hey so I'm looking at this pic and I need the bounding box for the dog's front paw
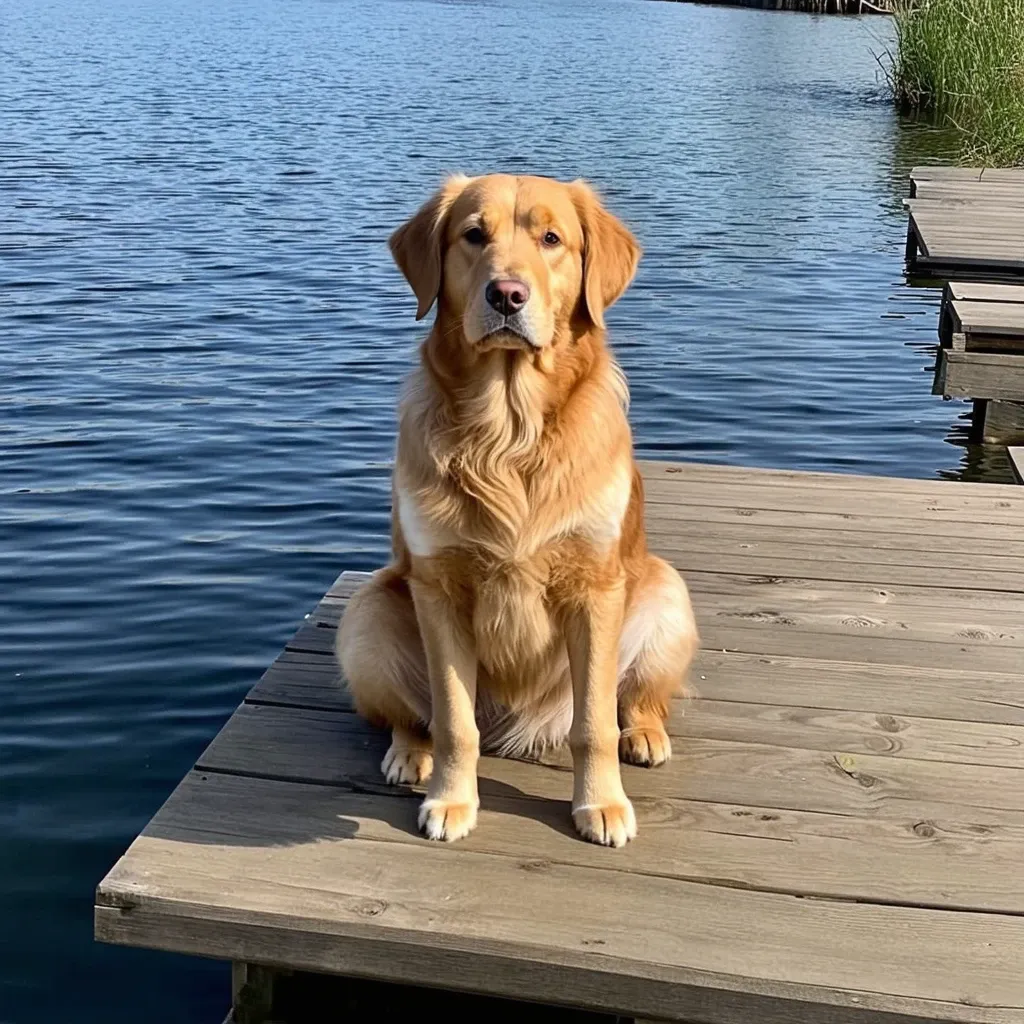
[381,742,433,785]
[619,725,672,767]
[572,799,637,847]
[418,798,479,842]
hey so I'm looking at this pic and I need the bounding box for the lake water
[0,0,987,1020]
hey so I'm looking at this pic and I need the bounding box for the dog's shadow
[339,769,582,846]
[174,742,583,852]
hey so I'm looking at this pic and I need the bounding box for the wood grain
[949,283,1024,304]
[310,581,1024,651]
[248,644,1024,729]
[196,703,1024,827]
[936,350,1024,402]
[96,771,1024,1023]
[283,613,1024,670]
[139,768,1024,915]
[906,170,1024,277]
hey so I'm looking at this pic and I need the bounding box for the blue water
[0,0,979,1020]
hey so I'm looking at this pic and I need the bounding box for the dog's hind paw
[619,724,672,767]
[382,741,433,785]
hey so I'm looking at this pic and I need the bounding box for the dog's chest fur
[397,461,630,684]
[395,357,632,689]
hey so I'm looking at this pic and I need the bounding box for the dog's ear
[388,174,472,321]
[569,181,641,330]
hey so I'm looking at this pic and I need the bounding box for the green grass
[888,0,1024,166]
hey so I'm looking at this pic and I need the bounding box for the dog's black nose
[485,278,530,316]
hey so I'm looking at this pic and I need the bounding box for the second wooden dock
[906,166,1024,279]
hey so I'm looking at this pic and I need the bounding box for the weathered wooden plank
[949,283,1024,304]
[906,212,1024,233]
[913,184,1024,206]
[686,569,1024,614]
[328,568,1024,620]
[643,502,1024,543]
[640,479,1024,525]
[905,200,1024,219]
[93,903,1018,1024]
[952,301,1024,335]
[906,208,1024,229]
[648,508,1024,544]
[652,538,1024,592]
[311,589,1024,660]
[925,242,1024,260]
[286,610,1024,670]
[637,459,1024,497]
[672,622,1024,670]
[935,350,1024,401]
[96,771,1024,1023]
[910,166,986,183]
[908,222,1024,243]
[249,644,1024,730]
[946,300,1024,355]
[247,643,1024,770]
[693,648,1024,726]
[196,703,1024,827]
[687,700,1024,769]
[117,769,1024,920]
[265,641,1024,725]
[256,642,1024,724]
[918,236,1024,255]
[909,167,1024,185]
[650,529,1024,575]
[317,571,1024,639]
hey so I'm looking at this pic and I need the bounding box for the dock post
[232,963,280,1024]
[974,399,1024,444]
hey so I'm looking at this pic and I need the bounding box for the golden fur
[337,174,698,846]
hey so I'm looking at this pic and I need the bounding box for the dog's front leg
[566,581,636,847]
[410,579,480,842]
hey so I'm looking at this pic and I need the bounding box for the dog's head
[389,174,641,352]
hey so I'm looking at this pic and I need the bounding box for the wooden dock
[932,281,1024,443]
[906,166,1024,279]
[95,461,1024,1024]
[903,167,1024,446]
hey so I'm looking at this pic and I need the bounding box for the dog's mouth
[476,326,540,352]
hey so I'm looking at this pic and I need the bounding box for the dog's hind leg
[616,555,699,767]
[336,567,433,784]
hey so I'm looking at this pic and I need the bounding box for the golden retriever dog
[337,174,698,847]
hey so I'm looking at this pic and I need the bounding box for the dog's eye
[542,231,561,247]
[463,227,485,245]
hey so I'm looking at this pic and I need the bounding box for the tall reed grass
[889,0,1024,166]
